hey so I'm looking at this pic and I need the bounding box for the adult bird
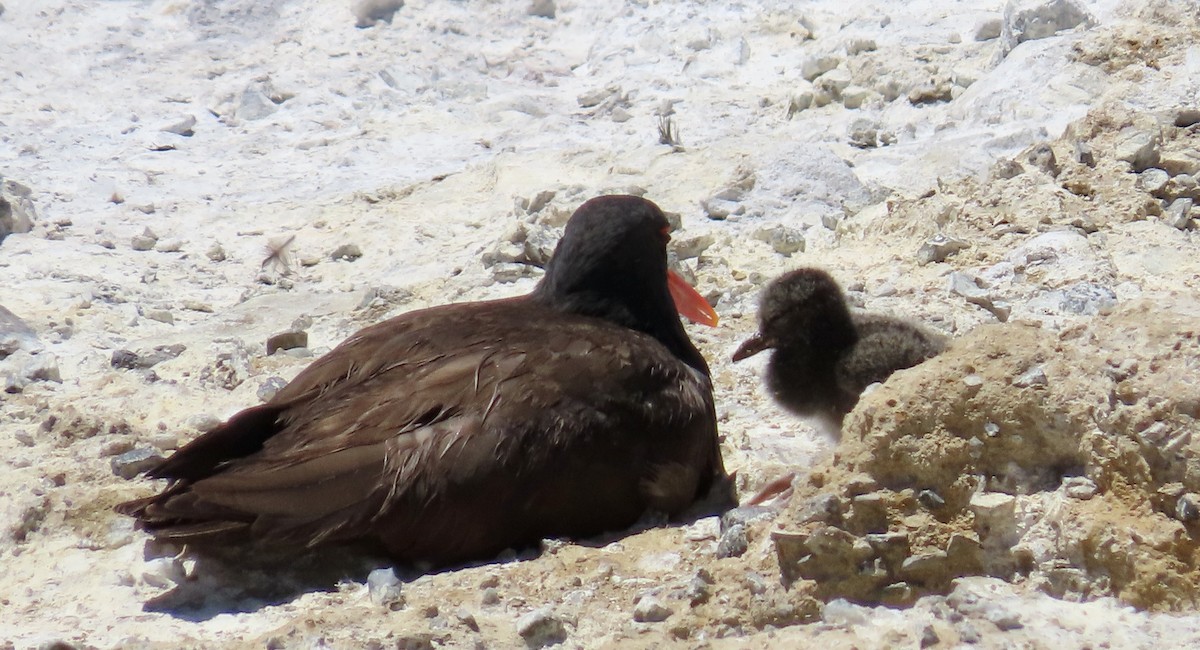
[117,195,732,566]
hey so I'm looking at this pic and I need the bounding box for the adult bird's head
[532,195,718,373]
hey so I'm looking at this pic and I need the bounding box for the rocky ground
[3,0,1200,647]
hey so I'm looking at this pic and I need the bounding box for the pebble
[160,115,196,137]
[1007,0,1094,43]
[801,55,841,81]
[481,587,500,605]
[206,242,227,262]
[130,228,158,251]
[141,556,187,588]
[1063,476,1098,500]
[686,569,713,606]
[1176,494,1200,522]
[752,224,805,256]
[99,439,136,457]
[1166,198,1194,229]
[917,489,946,509]
[974,16,1003,41]
[186,414,223,432]
[633,595,672,622]
[716,523,749,558]
[154,238,183,253]
[456,608,480,632]
[144,309,174,325]
[257,376,288,402]
[917,234,969,265]
[367,567,404,608]
[330,243,363,261]
[822,598,870,626]
[266,330,308,355]
[908,80,953,105]
[948,272,1009,321]
[1012,366,1048,388]
[353,0,404,27]
[1137,168,1170,195]
[111,448,166,479]
[841,86,872,109]
[515,607,567,648]
[672,233,715,260]
[527,0,555,19]
[1113,125,1161,171]
[845,38,877,55]
[969,492,1015,522]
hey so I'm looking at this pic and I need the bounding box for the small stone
[516,607,567,647]
[368,567,404,608]
[1008,0,1094,43]
[917,234,969,264]
[144,309,174,325]
[633,595,672,623]
[1113,126,1161,172]
[1063,476,1098,500]
[1025,143,1059,176]
[161,115,196,137]
[686,570,713,606]
[908,81,953,105]
[974,16,1002,40]
[672,233,715,260]
[1166,198,1194,229]
[1175,109,1200,128]
[700,198,741,220]
[1012,366,1047,388]
[481,587,500,605]
[841,86,872,109]
[257,376,288,402]
[353,0,404,28]
[801,55,841,81]
[100,439,136,457]
[1137,168,1170,195]
[394,636,433,650]
[110,349,140,369]
[527,0,555,18]
[266,330,308,355]
[920,624,940,647]
[899,551,949,582]
[969,492,1015,521]
[457,608,480,632]
[131,228,157,251]
[845,38,876,55]
[822,598,870,626]
[753,225,805,256]
[1176,494,1200,522]
[206,243,226,262]
[330,243,363,261]
[111,448,166,479]
[716,523,748,558]
[917,489,945,509]
[186,414,223,432]
[815,68,852,99]
[141,556,187,588]
[154,238,183,253]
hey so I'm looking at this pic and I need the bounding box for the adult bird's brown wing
[119,298,720,564]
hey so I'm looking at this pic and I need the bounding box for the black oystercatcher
[117,195,732,565]
[733,268,947,433]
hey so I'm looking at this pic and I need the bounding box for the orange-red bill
[667,270,719,327]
